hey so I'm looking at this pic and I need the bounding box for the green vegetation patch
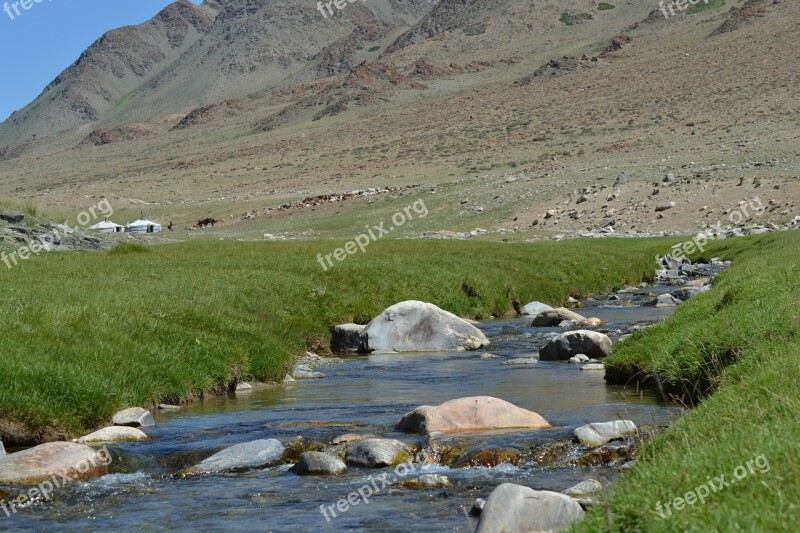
[560,12,594,26]
[0,238,670,443]
[367,45,380,52]
[463,21,488,37]
[579,231,800,531]
[597,3,616,11]
[688,0,725,15]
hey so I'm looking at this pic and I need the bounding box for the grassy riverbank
[581,230,800,531]
[0,237,671,445]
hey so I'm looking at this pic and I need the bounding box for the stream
[2,284,687,532]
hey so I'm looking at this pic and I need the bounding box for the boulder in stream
[539,330,612,360]
[531,307,586,326]
[564,479,603,497]
[345,438,412,468]
[398,474,451,489]
[520,301,553,316]
[476,483,585,532]
[75,426,149,444]
[359,301,489,353]
[574,420,637,447]
[290,451,346,476]
[397,396,550,434]
[112,407,155,428]
[0,442,111,485]
[330,323,365,353]
[184,439,285,475]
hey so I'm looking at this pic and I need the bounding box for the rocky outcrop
[359,301,489,353]
[112,407,155,428]
[574,420,638,447]
[290,451,346,476]
[476,483,585,532]
[539,330,613,360]
[397,396,550,434]
[345,439,412,468]
[74,426,149,443]
[184,439,285,475]
[0,442,110,485]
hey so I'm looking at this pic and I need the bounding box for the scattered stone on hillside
[476,484,585,533]
[531,307,587,326]
[655,201,676,212]
[0,213,24,224]
[398,396,550,434]
[359,300,489,353]
[331,323,365,353]
[615,172,629,186]
[574,420,637,447]
[345,439,412,468]
[75,427,148,444]
[564,479,603,497]
[185,439,285,475]
[520,301,553,316]
[290,451,347,476]
[398,474,452,489]
[112,407,154,428]
[0,442,110,485]
[539,330,613,360]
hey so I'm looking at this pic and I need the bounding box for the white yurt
[89,220,125,234]
[126,219,162,234]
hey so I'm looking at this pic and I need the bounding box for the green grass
[0,238,672,444]
[597,3,616,11]
[687,0,725,15]
[560,12,594,26]
[367,46,381,52]
[579,231,800,531]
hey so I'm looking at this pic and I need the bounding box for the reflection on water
[2,297,684,532]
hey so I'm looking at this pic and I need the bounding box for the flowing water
[1,286,685,532]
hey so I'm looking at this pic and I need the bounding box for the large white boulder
[360,301,489,353]
[520,301,553,316]
[398,396,550,434]
[0,442,111,485]
[574,420,638,447]
[75,426,148,444]
[531,307,587,326]
[476,483,585,532]
[112,407,154,428]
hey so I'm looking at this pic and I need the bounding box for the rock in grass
[330,323,365,353]
[398,396,550,434]
[398,474,451,489]
[574,420,637,447]
[75,426,148,444]
[184,439,285,474]
[0,442,110,485]
[359,300,489,353]
[0,213,24,224]
[112,407,155,428]
[476,483,585,532]
[564,479,603,497]
[345,439,412,468]
[520,301,553,316]
[539,330,612,360]
[290,452,346,476]
[531,307,586,326]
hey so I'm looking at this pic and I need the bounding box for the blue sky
[0,0,202,122]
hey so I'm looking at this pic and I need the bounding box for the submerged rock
[293,365,325,379]
[470,498,486,516]
[539,330,613,360]
[520,301,553,316]
[112,407,155,428]
[359,300,489,353]
[398,474,451,489]
[454,446,521,468]
[531,307,586,326]
[502,358,538,366]
[75,427,149,444]
[184,439,285,475]
[331,433,376,445]
[398,396,550,434]
[476,483,585,532]
[290,452,346,476]
[0,442,111,485]
[574,420,637,447]
[345,439,412,468]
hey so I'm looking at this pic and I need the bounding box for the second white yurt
[89,221,125,234]
[126,219,162,234]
